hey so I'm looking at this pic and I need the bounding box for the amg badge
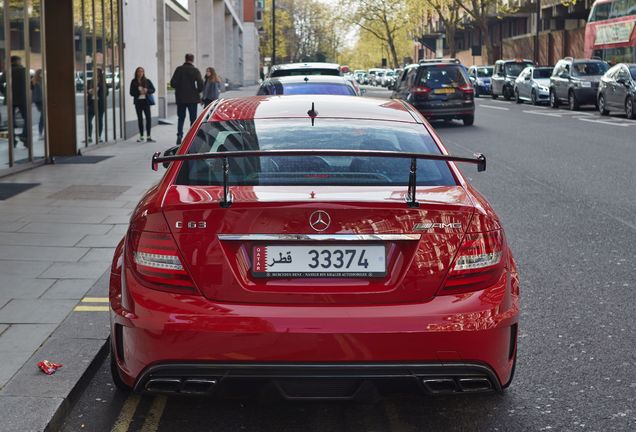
[413,222,462,230]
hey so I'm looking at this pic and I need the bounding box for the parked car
[467,66,494,97]
[269,62,341,78]
[354,70,366,83]
[549,57,608,110]
[392,59,475,126]
[387,68,402,89]
[257,75,359,96]
[367,68,382,85]
[372,70,386,86]
[491,59,534,100]
[110,94,518,398]
[514,66,553,105]
[597,63,636,118]
[381,70,395,87]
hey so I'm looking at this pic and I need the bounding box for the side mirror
[162,146,179,168]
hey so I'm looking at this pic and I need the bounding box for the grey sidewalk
[0,86,259,428]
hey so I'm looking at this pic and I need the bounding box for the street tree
[339,0,412,68]
[426,0,464,58]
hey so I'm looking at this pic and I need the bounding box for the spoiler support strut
[152,149,486,209]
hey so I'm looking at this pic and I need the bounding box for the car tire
[550,89,559,108]
[110,345,132,392]
[474,87,480,98]
[568,90,579,111]
[598,94,609,116]
[462,115,475,126]
[514,88,522,104]
[626,97,636,119]
[531,90,539,105]
[503,87,512,101]
[491,92,498,100]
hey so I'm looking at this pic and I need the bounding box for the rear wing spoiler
[152,149,486,209]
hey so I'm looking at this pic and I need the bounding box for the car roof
[270,62,340,71]
[263,75,352,85]
[210,95,419,123]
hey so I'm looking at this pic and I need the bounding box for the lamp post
[272,0,276,66]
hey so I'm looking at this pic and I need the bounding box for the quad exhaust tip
[421,377,493,394]
[145,378,217,395]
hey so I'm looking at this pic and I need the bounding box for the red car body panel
[109,95,519,395]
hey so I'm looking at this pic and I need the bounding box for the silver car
[514,66,553,105]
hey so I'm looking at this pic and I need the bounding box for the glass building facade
[0,0,123,174]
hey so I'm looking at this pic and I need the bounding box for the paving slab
[0,299,77,324]
[0,245,88,262]
[0,221,29,232]
[0,351,33,388]
[76,233,124,248]
[79,247,116,262]
[0,231,86,247]
[0,323,7,335]
[0,396,65,432]
[0,260,52,277]
[0,324,57,353]
[0,276,55,298]
[41,279,97,299]
[38,261,109,279]
[18,222,112,235]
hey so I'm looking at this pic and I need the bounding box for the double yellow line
[74,296,110,312]
[111,395,168,432]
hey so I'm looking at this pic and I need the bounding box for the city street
[59,87,635,432]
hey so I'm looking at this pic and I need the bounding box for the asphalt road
[61,86,635,432]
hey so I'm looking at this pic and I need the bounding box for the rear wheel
[503,86,512,101]
[491,92,498,100]
[626,97,636,119]
[514,88,522,104]
[568,90,579,111]
[550,89,559,108]
[531,89,538,105]
[462,115,474,126]
[110,345,132,392]
[598,94,609,115]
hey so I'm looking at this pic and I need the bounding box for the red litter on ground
[38,360,63,375]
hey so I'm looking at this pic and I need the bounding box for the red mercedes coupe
[109,95,519,399]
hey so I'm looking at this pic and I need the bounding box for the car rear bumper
[134,361,502,398]
[573,88,598,104]
[111,276,519,393]
[412,104,475,119]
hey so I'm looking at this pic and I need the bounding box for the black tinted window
[630,67,636,79]
[589,2,611,21]
[504,62,533,77]
[176,119,456,187]
[533,68,553,78]
[271,68,340,77]
[416,66,467,89]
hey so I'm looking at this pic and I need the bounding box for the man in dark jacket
[0,56,28,147]
[170,53,203,144]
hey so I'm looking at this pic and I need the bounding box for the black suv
[549,57,609,110]
[491,59,534,100]
[597,63,636,119]
[392,59,475,126]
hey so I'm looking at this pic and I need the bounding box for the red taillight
[459,83,474,94]
[128,231,196,293]
[442,230,505,294]
[412,86,432,94]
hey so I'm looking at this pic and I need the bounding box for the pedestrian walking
[32,69,44,140]
[87,68,108,143]
[0,56,29,147]
[130,66,156,142]
[201,67,222,107]
[170,53,203,144]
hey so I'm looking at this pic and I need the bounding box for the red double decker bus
[584,0,636,63]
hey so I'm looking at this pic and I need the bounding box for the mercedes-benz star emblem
[309,210,331,232]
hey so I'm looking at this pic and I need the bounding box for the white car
[514,66,553,105]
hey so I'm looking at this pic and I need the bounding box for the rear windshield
[259,82,355,96]
[176,119,457,187]
[270,68,340,77]
[571,62,608,76]
[504,62,533,77]
[475,67,493,77]
[417,66,468,89]
[533,68,553,78]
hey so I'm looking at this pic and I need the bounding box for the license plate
[434,88,455,94]
[252,245,386,278]
[580,81,592,88]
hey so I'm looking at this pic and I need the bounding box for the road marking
[578,117,634,126]
[82,297,109,303]
[479,104,509,110]
[111,394,141,432]
[140,395,168,432]
[523,110,562,117]
[74,305,110,312]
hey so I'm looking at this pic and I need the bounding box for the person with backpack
[130,66,156,142]
[202,67,222,107]
[170,53,203,144]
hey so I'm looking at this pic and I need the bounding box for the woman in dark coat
[129,66,156,142]
[87,68,108,143]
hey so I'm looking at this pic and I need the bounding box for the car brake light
[412,86,432,94]
[128,231,195,293]
[459,84,474,94]
[442,230,505,294]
